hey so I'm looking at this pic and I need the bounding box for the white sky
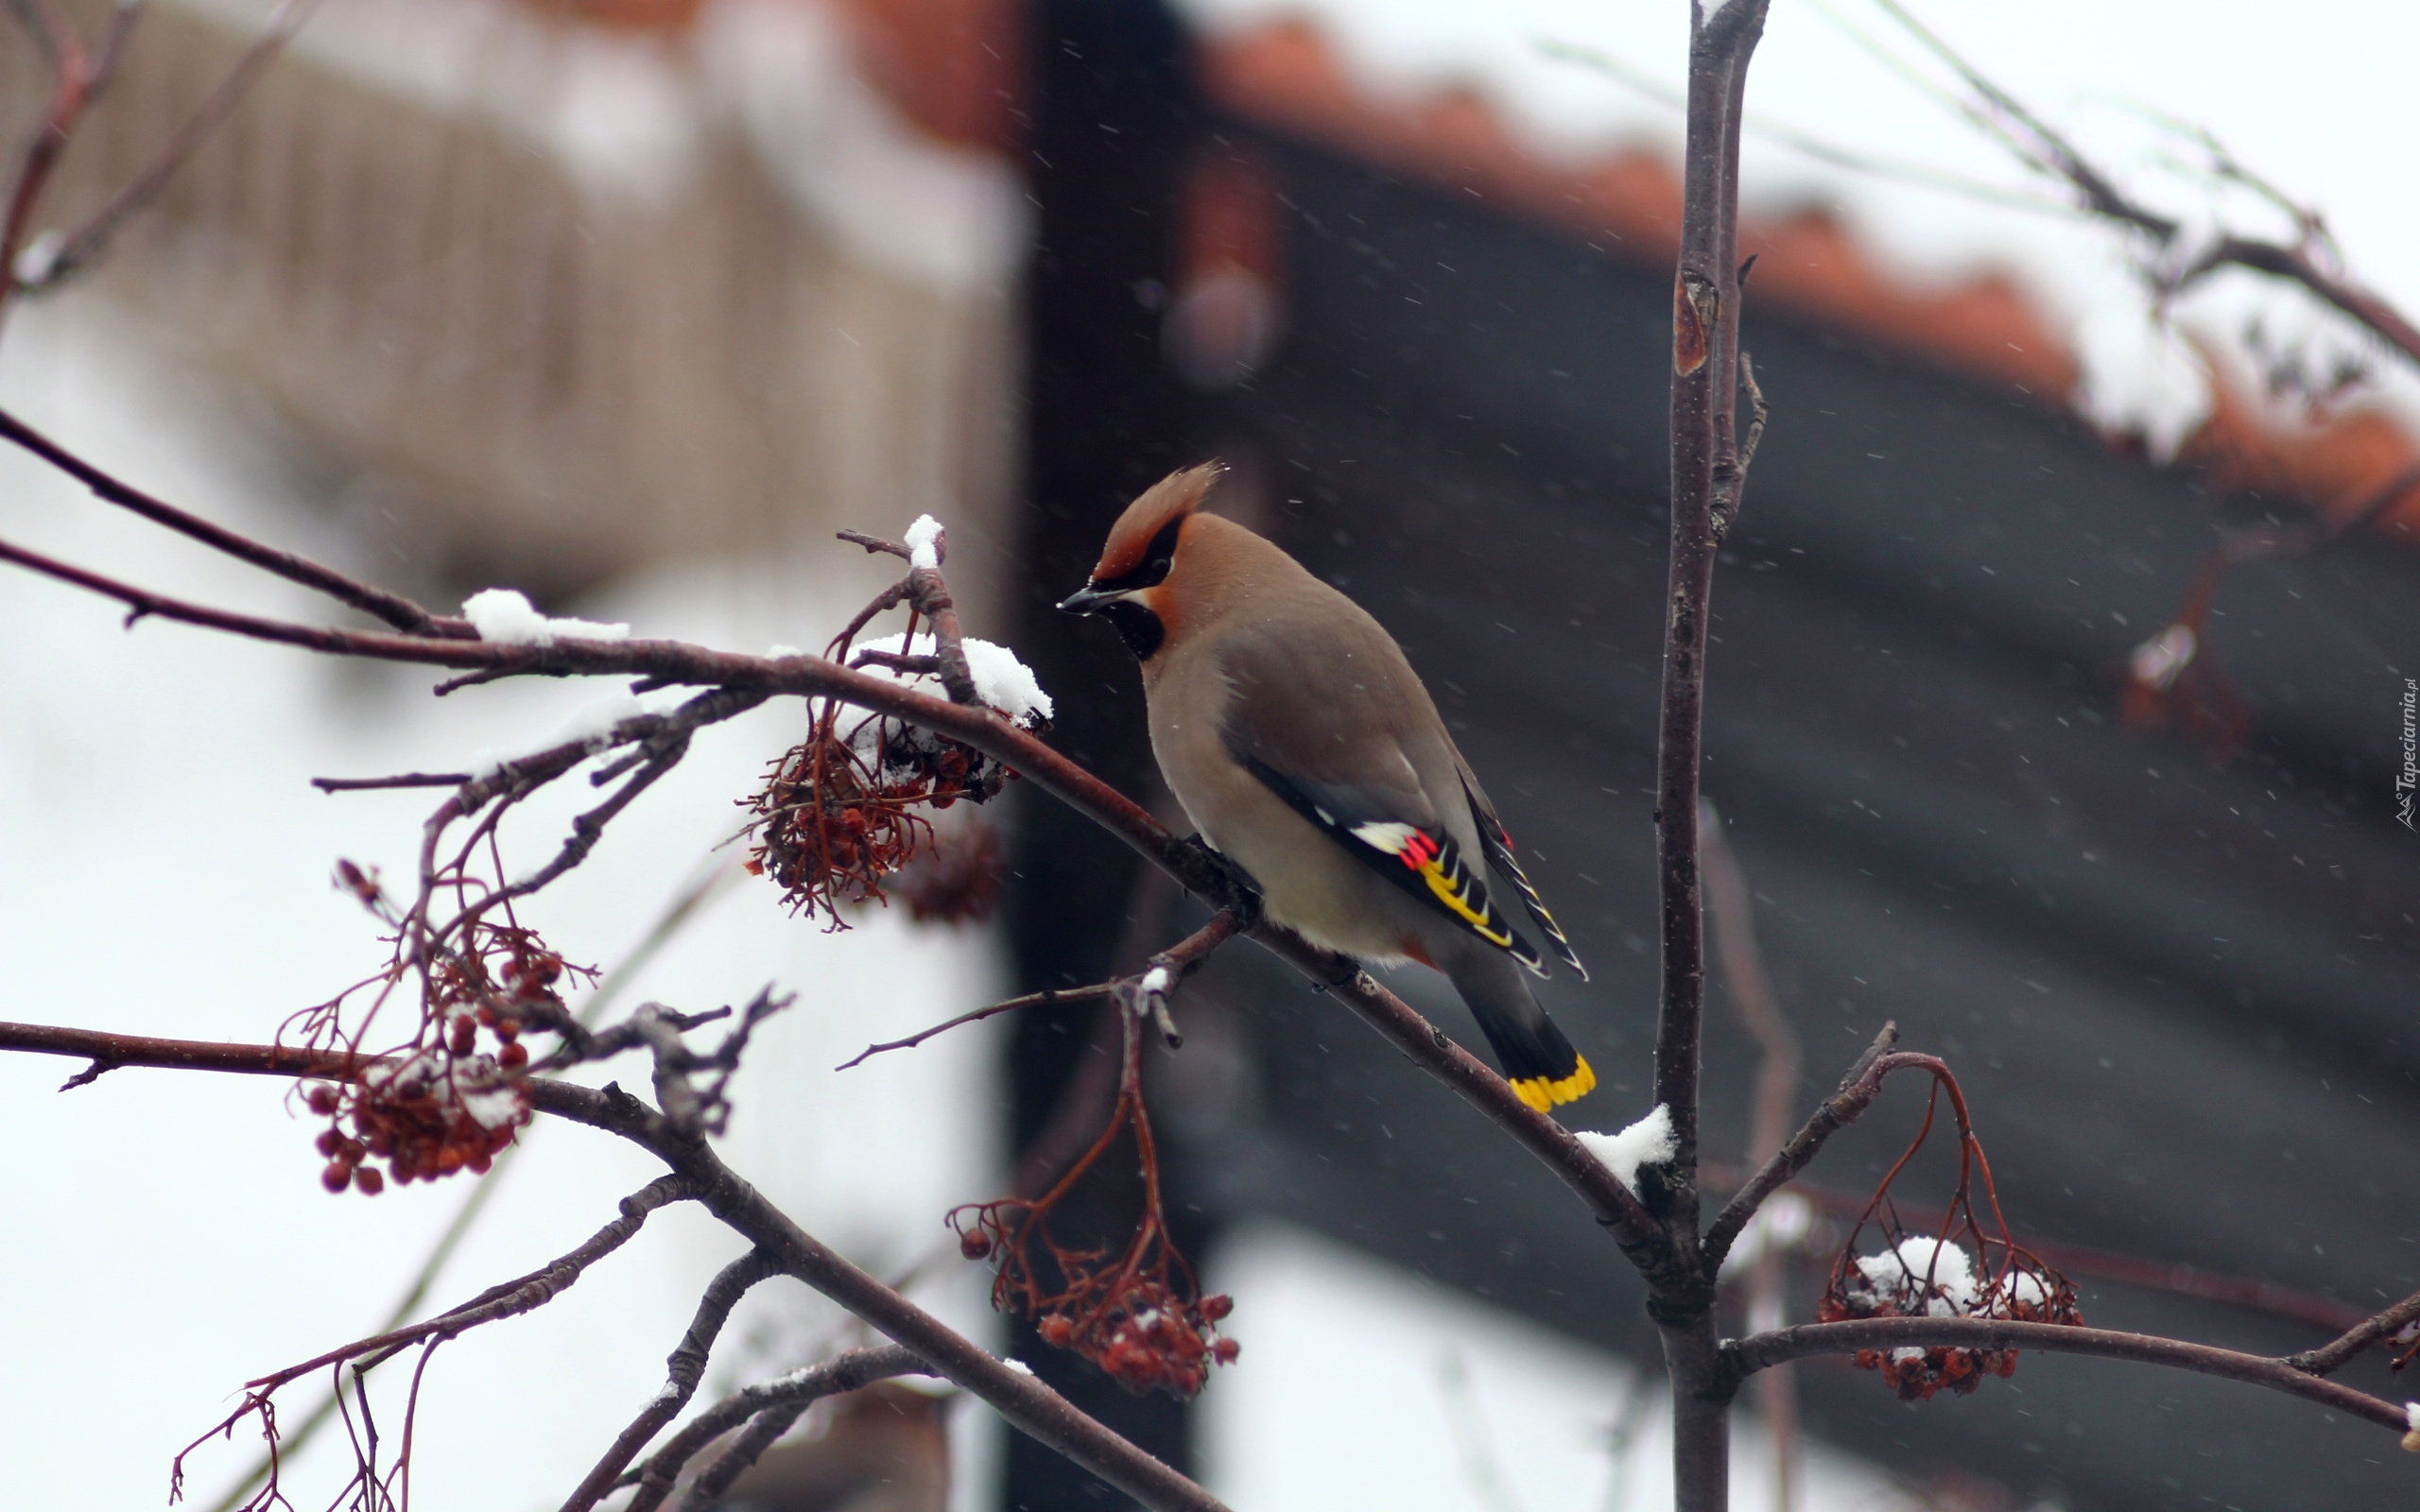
[1181,0,2420,459]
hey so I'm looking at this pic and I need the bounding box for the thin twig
[1703,1022,1899,1269]
[836,529,912,560]
[1699,800,1798,1512]
[837,984,1115,1072]
[0,409,465,636]
[2289,1286,2420,1378]
[619,1346,926,1512]
[849,908,1246,1072]
[1870,0,2420,370]
[558,1249,783,1512]
[14,0,330,297]
[312,771,475,793]
[304,1177,698,1382]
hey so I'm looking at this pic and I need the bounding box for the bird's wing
[1213,623,1547,975]
[1453,756,1588,980]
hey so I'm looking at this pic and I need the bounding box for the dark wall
[1146,137,2420,1510]
[1008,2,1201,1507]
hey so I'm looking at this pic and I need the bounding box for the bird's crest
[1090,461,1225,586]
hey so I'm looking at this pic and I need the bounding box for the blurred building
[10,3,2418,1510]
[17,0,1026,608]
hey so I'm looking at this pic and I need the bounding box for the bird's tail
[1446,949,1596,1111]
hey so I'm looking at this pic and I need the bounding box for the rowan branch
[1727,1316,2413,1439]
[1703,1162,2377,1337]
[838,907,1242,1071]
[2290,1287,2420,1379]
[1656,6,1773,1504]
[836,984,1114,1072]
[558,1249,784,1512]
[1703,1021,1900,1268]
[9,0,328,301]
[520,1081,1228,1511]
[0,408,465,633]
[0,1015,1225,1512]
[0,423,1672,1268]
[1872,0,2420,371]
[617,1346,927,1512]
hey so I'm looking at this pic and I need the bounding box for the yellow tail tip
[1511,1055,1596,1111]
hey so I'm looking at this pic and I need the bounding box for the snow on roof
[1183,0,2420,538]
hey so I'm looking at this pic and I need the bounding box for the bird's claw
[1181,834,1264,932]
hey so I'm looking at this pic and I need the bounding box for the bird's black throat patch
[1098,599,1165,660]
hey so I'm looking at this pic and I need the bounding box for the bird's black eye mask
[1088,514,1184,595]
[1061,515,1181,658]
[1097,599,1164,660]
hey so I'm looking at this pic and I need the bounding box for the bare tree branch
[523,1078,1230,1511]
[2290,1287,2420,1379]
[1728,1315,2411,1436]
[0,1016,1229,1512]
[10,0,329,300]
[0,408,466,634]
[1703,1022,1901,1268]
[618,1346,927,1512]
[558,1249,784,1512]
[1654,6,1774,1504]
[1872,0,2420,371]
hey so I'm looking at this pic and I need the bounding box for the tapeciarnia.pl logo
[2398,677,2417,832]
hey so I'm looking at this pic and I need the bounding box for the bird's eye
[1150,555,1172,576]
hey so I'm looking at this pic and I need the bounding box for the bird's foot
[1181,834,1264,932]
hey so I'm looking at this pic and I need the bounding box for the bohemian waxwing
[1058,463,1596,1110]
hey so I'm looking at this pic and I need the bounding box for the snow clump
[461,588,631,646]
[1577,1104,1677,1195]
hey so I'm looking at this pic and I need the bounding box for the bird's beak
[1057,584,1120,615]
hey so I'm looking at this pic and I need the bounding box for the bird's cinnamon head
[1059,460,1225,660]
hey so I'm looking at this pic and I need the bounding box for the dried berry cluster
[745,702,1017,927]
[952,1204,1240,1397]
[946,1009,1236,1399]
[746,737,939,926]
[1819,1234,2082,1400]
[306,1046,528,1194]
[301,882,586,1195]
